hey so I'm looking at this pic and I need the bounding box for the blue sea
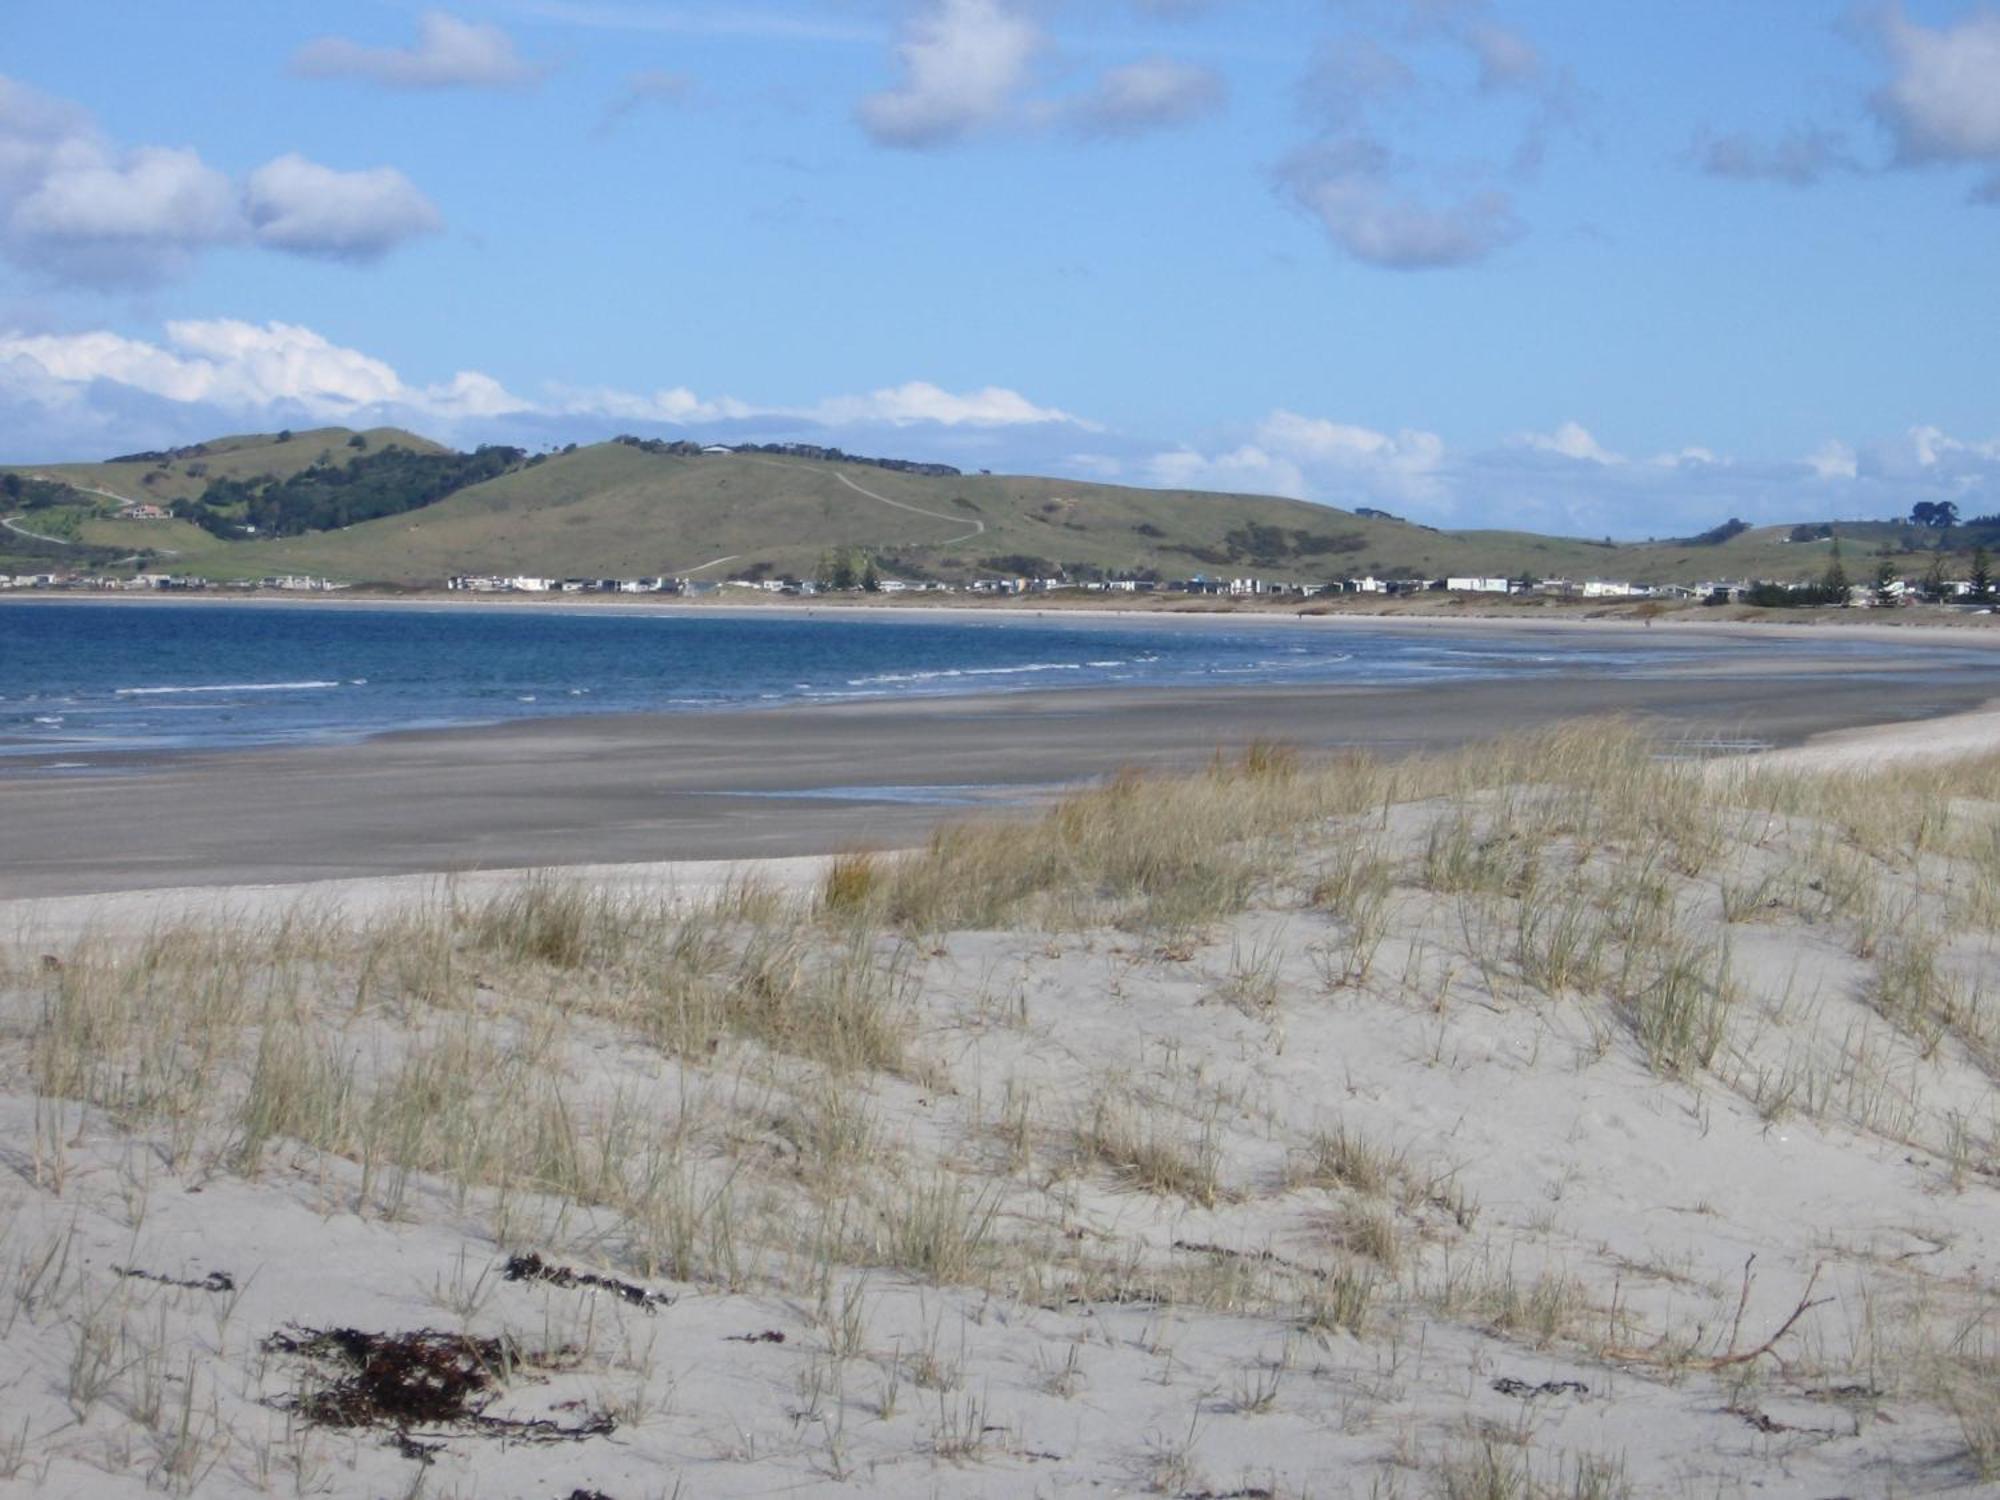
[0,599,1939,760]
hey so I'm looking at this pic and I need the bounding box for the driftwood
[1603,1256,1829,1371]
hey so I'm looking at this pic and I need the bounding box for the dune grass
[5,718,1999,1492]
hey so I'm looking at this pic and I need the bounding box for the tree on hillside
[1873,558,1899,607]
[818,548,859,591]
[1820,539,1850,605]
[1973,545,1993,602]
[1923,551,1948,602]
[1910,500,1958,530]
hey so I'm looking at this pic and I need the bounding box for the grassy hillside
[7,429,1982,587]
[9,427,446,509]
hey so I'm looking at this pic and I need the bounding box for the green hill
[13,427,447,509]
[5,428,1986,588]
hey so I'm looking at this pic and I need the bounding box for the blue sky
[3,0,1998,536]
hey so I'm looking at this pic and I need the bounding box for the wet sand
[4,651,1996,898]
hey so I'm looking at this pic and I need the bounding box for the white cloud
[11,145,236,246]
[0,321,519,419]
[1514,420,1623,465]
[0,320,1088,450]
[1903,423,2000,467]
[855,3,1225,149]
[855,0,1042,148]
[1148,410,1447,509]
[0,75,440,286]
[1650,446,1719,469]
[293,11,545,90]
[244,155,443,261]
[1067,58,1225,139]
[802,381,1085,428]
[548,383,759,424]
[1806,439,1858,481]
[1871,4,2000,166]
[1277,139,1520,269]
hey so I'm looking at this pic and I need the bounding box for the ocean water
[0,599,1925,760]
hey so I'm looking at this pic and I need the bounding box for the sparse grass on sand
[1,718,1996,1496]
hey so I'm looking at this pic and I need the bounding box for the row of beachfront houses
[0,572,347,592]
[8,568,1987,606]
[440,571,1713,600]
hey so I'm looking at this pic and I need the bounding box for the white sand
[0,714,1993,1498]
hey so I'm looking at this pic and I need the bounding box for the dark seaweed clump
[263,1326,613,1444]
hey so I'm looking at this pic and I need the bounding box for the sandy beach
[0,712,1994,1498]
[5,605,2000,900]
[1,615,1996,1499]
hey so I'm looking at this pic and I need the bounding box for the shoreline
[7,686,1997,942]
[7,584,2000,649]
[5,661,1999,900]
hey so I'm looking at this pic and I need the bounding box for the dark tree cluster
[1,474,87,510]
[611,435,962,477]
[1214,523,1369,566]
[1675,517,1751,546]
[173,444,525,539]
[614,436,708,457]
[981,553,1058,576]
[726,441,961,478]
[106,442,210,465]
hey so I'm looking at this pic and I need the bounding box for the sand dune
[1,720,1994,1497]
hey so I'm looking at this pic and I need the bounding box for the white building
[1446,576,1510,594]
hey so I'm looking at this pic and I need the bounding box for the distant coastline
[8,582,2000,645]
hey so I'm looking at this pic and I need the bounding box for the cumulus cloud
[1148,409,1447,508]
[1650,446,1720,469]
[855,2,1224,148]
[804,381,1086,428]
[243,155,443,261]
[1695,126,1859,187]
[1806,439,1858,481]
[293,11,545,90]
[1277,138,1521,269]
[1869,4,2000,164]
[855,0,1042,148]
[0,319,1090,460]
[1513,420,1623,465]
[0,321,521,419]
[0,75,440,286]
[1066,58,1224,139]
[1279,1,1566,266]
[1134,409,2000,537]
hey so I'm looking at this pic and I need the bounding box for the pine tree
[1923,551,1947,602]
[1819,539,1849,606]
[1873,558,1898,607]
[1973,545,1993,602]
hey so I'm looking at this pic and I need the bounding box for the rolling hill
[4,427,1985,589]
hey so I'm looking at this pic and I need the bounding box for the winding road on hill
[2,516,152,568]
[1,514,72,547]
[737,455,987,547]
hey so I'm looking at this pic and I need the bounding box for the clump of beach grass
[10,719,2000,1496]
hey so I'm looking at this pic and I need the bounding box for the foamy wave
[115,681,340,697]
[847,661,1088,687]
